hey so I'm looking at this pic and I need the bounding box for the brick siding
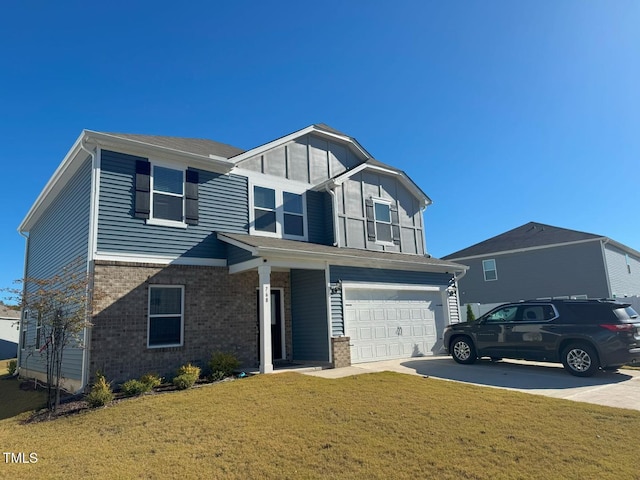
[331,336,351,368]
[90,261,290,384]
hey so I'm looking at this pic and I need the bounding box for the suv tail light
[600,324,635,332]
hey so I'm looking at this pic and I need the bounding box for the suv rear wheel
[451,336,477,365]
[561,342,600,377]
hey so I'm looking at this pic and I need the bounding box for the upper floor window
[482,259,497,281]
[365,197,400,246]
[152,166,184,223]
[250,184,307,240]
[135,159,199,228]
[374,201,392,243]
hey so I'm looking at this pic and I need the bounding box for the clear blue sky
[1,1,638,303]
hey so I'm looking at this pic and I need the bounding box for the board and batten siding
[335,171,425,255]
[604,243,640,298]
[97,150,248,260]
[22,156,93,381]
[328,266,452,337]
[238,134,363,184]
[290,269,329,362]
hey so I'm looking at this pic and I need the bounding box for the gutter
[324,183,339,247]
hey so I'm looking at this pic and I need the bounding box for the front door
[257,289,283,361]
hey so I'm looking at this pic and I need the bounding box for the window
[283,192,304,236]
[254,186,277,233]
[251,184,306,239]
[152,165,184,223]
[374,201,392,243]
[485,306,518,322]
[482,259,497,281]
[35,311,42,350]
[148,286,184,348]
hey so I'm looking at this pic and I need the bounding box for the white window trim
[148,161,188,229]
[248,180,308,241]
[147,285,185,349]
[372,197,394,246]
[482,259,498,281]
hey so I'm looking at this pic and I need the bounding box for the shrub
[209,352,240,381]
[121,379,150,397]
[7,359,17,376]
[466,304,476,322]
[140,372,163,389]
[172,364,200,390]
[86,373,114,407]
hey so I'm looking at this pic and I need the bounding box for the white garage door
[344,288,443,363]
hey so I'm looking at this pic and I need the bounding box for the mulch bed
[21,376,240,424]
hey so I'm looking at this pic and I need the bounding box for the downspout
[324,183,339,247]
[79,137,97,391]
[601,238,613,298]
[16,230,29,377]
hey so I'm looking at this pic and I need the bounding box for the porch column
[258,265,273,373]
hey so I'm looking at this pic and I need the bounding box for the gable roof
[102,133,245,159]
[443,222,603,260]
[230,123,372,164]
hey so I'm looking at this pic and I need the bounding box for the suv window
[485,306,518,322]
[562,303,616,323]
[521,305,556,321]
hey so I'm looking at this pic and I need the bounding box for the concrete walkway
[303,355,640,411]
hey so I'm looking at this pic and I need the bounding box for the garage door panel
[346,288,443,364]
[374,326,387,338]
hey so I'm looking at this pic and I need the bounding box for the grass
[0,359,46,421]
[1,371,639,479]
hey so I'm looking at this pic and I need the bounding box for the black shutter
[185,169,199,225]
[365,198,376,241]
[134,160,151,219]
[390,204,401,246]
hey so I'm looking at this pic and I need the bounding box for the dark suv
[443,299,640,376]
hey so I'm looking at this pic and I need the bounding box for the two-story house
[17,124,466,391]
[444,222,640,308]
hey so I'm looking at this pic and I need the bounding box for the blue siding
[23,156,92,381]
[291,269,329,361]
[307,190,333,246]
[329,265,452,336]
[97,150,248,259]
[227,244,255,265]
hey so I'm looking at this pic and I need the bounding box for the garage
[343,287,444,363]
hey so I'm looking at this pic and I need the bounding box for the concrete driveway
[304,355,640,411]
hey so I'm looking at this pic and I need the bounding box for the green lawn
[0,359,46,421]
[1,371,639,479]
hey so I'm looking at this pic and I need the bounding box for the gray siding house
[18,124,466,391]
[0,305,20,360]
[443,222,640,306]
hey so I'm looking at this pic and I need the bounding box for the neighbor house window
[374,201,392,243]
[251,184,306,239]
[148,286,184,348]
[482,259,497,281]
[152,166,184,223]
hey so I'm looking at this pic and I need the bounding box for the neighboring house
[17,123,466,392]
[0,305,20,360]
[443,222,640,307]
